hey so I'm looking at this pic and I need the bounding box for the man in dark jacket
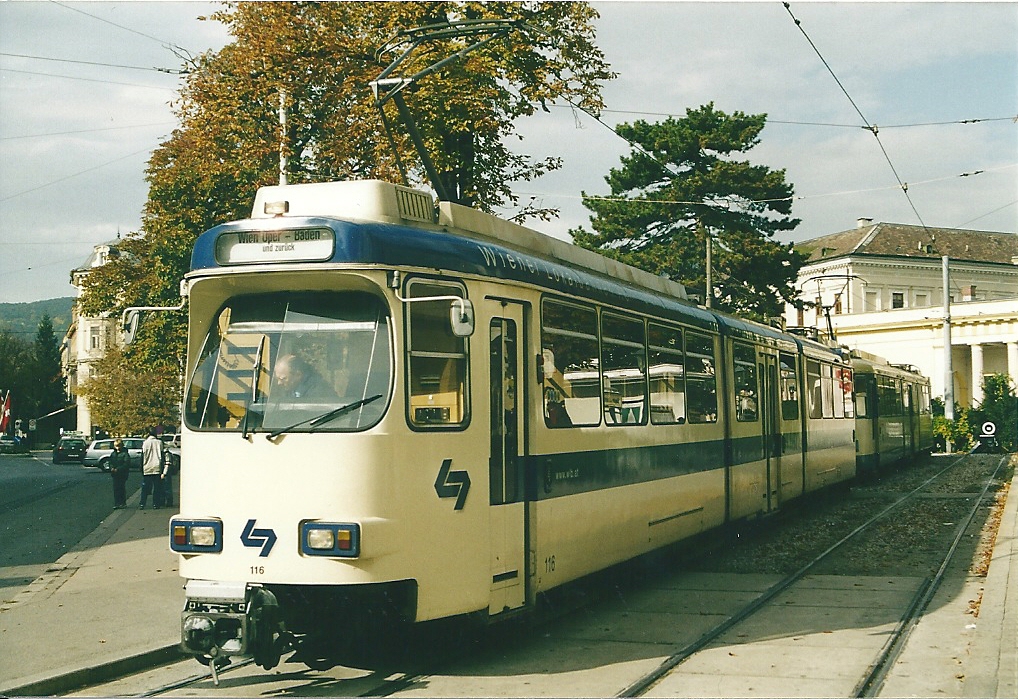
[109,439,131,508]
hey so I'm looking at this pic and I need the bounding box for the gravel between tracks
[689,453,1014,580]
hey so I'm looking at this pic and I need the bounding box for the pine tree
[572,103,803,320]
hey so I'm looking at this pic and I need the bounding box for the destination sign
[215,228,335,265]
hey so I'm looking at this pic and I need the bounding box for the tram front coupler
[181,580,292,679]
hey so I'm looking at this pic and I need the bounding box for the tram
[850,350,934,475]
[171,179,876,671]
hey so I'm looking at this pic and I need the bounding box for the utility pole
[942,256,954,451]
[702,222,712,308]
[278,88,288,186]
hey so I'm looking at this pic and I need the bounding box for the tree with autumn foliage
[77,343,180,436]
[572,104,803,320]
[78,1,613,414]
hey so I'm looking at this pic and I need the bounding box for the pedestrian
[109,438,131,508]
[160,440,178,508]
[140,427,164,510]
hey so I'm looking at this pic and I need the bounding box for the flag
[0,391,10,434]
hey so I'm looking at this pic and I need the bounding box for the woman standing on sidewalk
[109,439,131,508]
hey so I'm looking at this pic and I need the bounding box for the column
[971,343,984,406]
[1008,342,1018,390]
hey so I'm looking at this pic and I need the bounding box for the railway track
[621,451,1010,698]
[65,452,1012,698]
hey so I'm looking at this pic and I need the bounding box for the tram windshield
[184,291,391,433]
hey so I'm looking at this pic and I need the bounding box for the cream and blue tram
[851,350,934,475]
[171,179,857,670]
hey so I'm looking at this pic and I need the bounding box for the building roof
[71,239,122,274]
[795,222,1018,266]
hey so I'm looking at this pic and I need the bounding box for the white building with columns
[784,219,1018,407]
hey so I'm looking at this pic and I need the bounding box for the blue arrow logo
[434,458,470,510]
[240,519,277,557]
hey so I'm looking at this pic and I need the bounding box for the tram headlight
[170,519,224,553]
[300,521,360,557]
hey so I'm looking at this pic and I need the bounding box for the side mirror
[450,299,474,337]
[123,310,140,345]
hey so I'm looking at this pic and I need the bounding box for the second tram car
[850,350,934,475]
[169,180,917,671]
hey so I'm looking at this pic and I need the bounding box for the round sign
[981,421,997,437]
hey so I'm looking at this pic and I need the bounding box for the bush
[933,408,974,453]
[971,374,1017,452]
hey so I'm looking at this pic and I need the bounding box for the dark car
[52,435,88,463]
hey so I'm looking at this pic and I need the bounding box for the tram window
[855,373,874,418]
[733,343,758,422]
[406,280,469,428]
[840,367,855,418]
[184,292,392,433]
[601,313,647,425]
[877,375,900,416]
[831,365,845,419]
[685,332,717,423]
[821,363,835,418]
[806,360,822,419]
[779,352,799,420]
[920,384,931,414]
[541,299,599,427]
[648,323,685,424]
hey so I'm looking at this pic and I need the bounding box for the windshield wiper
[241,335,267,440]
[266,394,384,440]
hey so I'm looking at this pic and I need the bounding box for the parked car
[52,435,88,463]
[83,437,144,471]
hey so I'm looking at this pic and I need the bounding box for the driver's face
[274,360,302,389]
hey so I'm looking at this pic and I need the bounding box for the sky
[1,1,1016,305]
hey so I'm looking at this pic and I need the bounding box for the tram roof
[190,180,722,330]
[191,214,720,331]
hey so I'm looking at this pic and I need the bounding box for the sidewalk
[963,462,1018,697]
[0,487,184,696]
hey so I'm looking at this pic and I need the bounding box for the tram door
[488,308,527,614]
[761,355,783,511]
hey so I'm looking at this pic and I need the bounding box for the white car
[83,437,144,471]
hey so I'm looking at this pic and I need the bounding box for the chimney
[857,217,873,228]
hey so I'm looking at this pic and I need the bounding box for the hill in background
[0,297,75,339]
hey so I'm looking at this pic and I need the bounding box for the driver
[272,354,339,402]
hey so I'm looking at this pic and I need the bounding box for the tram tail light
[170,519,224,553]
[300,522,360,558]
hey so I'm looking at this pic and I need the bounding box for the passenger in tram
[272,354,339,403]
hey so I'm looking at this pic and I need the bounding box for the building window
[891,292,905,309]
[865,291,879,311]
[89,325,101,350]
[915,293,928,307]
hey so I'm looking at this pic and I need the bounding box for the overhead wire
[0,67,179,92]
[0,147,155,203]
[1,122,175,142]
[0,51,185,75]
[782,2,928,229]
[567,105,1017,131]
[48,0,193,58]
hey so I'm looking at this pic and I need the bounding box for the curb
[1,645,183,697]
